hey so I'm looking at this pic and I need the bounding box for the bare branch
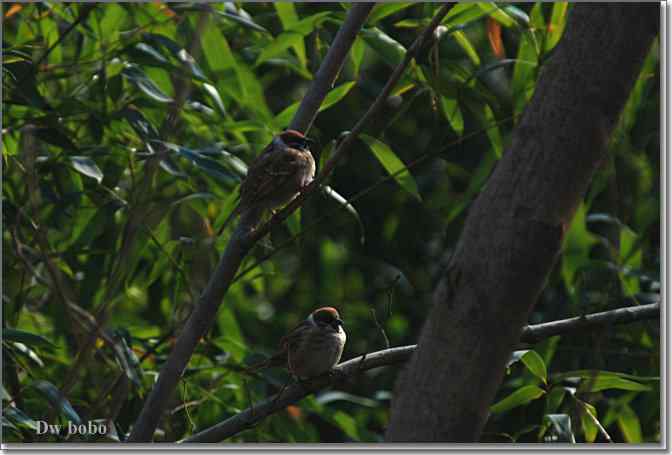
[290,3,376,132]
[520,298,660,344]
[127,4,375,441]
[181,301,659,443]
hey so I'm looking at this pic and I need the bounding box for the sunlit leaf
[70,156,103,183]
[367,3,415,25]
[617,404,642,443]
[361,27,406,68]
[216,4,269,33]
[521,350,547,385]
[452,30,480,66]
[578,400,599,443]
[122,64,173,103]
[3,329,54,349]
[360,134,421,201]
[274,3,306,67]
[440,97,464,136]
[545,3,568,52]
[490,385,545,414]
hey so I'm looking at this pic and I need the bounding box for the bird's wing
[240,148,300,207]
[279,318,313,352]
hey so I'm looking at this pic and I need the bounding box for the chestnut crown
[279,129,313,150]
[312,306,344,328]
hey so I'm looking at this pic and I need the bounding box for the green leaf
[203,83,226,116]
[361,27,406,68]
[552,369,659,383]
[201,20,236,74]
[506,349,529,368]
[579,376,651,393]
[545,2,568,52]
[544,386,567,414]
[478,3,515,28]
[322,185,365,244]
[561,203,599,297]
[143,33,207,81]
[32,380,81,425]
[122,107,160,142]
[462,99,502,157]
[331,410,360,441]
[440,97,464,136]
[617,404,642,443]
[164,142,238,184]
[578,400,599,443]
[620,225,642,294]
[122,64,173,103]
[274,81,356,127]
[360,134,421,201]
[350,37,366,76]
[3,406,38,431]
[70,156,103,183]
[98,3,125,43]
[511,4,540,116]
[490,385,545,414]
[256,32,305,66]
[367,3,415,25]
[521,350,547,385]
[216,4,269,34]
[3,328,54,349]
[443,3,488,30]
[274,3,306,67]
[451,31,480,66]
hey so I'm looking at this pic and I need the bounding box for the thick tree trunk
[385,4,659,442]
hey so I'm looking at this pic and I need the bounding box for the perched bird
[217,129,315,234]
[247,307,346,379]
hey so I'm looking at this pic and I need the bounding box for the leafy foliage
[2,2,659,443]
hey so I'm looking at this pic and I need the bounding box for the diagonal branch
[182,301,659,443]
[127,3,376,441]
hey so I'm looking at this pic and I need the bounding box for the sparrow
[247,307,346,379]
[217,129,316,234]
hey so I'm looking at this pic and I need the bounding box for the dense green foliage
[2,2,659,443]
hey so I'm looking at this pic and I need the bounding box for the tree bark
[385,4,659,442]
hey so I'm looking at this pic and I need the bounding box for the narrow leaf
[70,156,103,183]
[32,380,81,425]
[361,27,406,68]
[360,134,421,201]
[3,328,54,349]
[121,64,173,103]
[521,350,547,384]
[490,385,545,414]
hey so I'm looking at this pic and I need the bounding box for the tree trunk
[385,4,658,442]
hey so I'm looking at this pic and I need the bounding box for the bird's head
[310,306,344,331]
[277,129,314,151]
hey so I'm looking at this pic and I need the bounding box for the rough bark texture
[385,4,659,442]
